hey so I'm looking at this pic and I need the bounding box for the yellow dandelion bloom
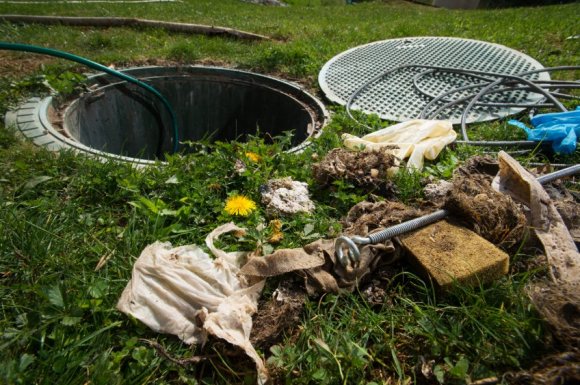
[245,152,261,163]
[224,195,257,216]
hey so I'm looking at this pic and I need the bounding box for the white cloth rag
[117,223,267,384]
[342,119,457,170]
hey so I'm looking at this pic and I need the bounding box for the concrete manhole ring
[5,66,328,164]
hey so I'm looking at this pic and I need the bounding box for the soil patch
[250,279,306,349]
[0,51,56,77]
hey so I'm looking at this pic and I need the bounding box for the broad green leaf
[24,175,53,189]
[61,316,82,326]
[47,285,64,308]
[449,357,470,379]
[303,223,315,236]
[88,280,108,299]
[165,175,179,184]
[19,353,36,371]
[434,364,446,384]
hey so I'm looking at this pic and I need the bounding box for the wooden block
[400,220,509,289]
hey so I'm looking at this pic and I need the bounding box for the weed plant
[1,1,579,384]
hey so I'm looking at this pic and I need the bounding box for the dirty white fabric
[492,151,579,284]
[342,119,457,170]
[117,223,268,384]
[261,177,315,215]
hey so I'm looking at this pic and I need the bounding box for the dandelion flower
[225,195,257,216]
[245,152,261,163]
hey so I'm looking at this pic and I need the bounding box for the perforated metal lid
[318,37,550,124]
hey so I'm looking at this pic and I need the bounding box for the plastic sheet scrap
[342,119,457,171]
[117,223,268,384]
[508,108,580,154]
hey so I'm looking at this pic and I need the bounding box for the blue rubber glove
[508,107,580,154]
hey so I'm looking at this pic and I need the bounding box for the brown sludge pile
[312,148,398,196]
[444,156,527,249]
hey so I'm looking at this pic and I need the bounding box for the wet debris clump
[544,181,580,244]
[444,160,527,250]
[529,282,580,351]
[342,200,427,237]
[507,351,580,385]
[312,148,398,197]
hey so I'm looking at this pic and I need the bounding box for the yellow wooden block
[401,220,509,289]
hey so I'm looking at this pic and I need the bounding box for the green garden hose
[0,42,179,153]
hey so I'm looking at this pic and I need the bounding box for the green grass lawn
[1,0,579,384]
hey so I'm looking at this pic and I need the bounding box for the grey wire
[421,85,568,118]
[413,70,579,107]
[458,73,567,143]
[536,164,580,184]
[345,64,579,147]
[417,82,580,113]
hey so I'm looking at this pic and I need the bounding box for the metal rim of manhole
[318,36,550,124]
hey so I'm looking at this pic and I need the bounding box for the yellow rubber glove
[342,119,457,171]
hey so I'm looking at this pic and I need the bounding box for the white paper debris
[261,177,315,215]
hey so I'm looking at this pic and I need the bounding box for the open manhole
[6,66,328,164]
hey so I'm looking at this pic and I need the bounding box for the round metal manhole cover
[318,37,550,124]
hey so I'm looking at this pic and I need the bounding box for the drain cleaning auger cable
[335,163,580,267]
[0,42,179,153]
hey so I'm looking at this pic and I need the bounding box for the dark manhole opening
[8,66,328,164]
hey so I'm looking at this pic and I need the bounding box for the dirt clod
[313,148,397,197]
